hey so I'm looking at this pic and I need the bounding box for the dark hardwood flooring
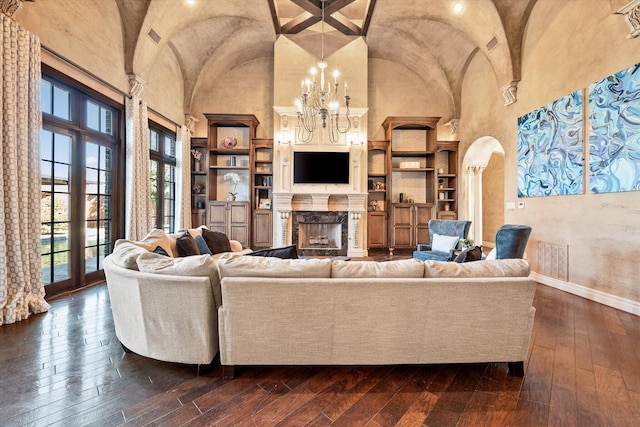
[2,252,640,426]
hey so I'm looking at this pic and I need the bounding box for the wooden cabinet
[253,210,273,248]
[251,138,273,248]
[208,201,249,247]
[390,203,434,253]
[367,211,387,248]
[367,140,389,249]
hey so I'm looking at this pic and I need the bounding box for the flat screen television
[293,151,350,184]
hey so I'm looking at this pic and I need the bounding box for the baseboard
[531,272,640,316]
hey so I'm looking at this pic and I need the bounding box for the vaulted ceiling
[113,0,538,117]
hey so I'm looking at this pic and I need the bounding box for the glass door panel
[85,142,113,275]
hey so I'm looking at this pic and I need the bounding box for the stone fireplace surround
[292,211,348,257]
[273,192,367,257]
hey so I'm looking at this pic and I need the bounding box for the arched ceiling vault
[113,0,538,120]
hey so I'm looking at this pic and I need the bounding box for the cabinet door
[228,202,249,247]
[367,212,387,248]
[207,202,227,228]
[391,204,413,248]
[414,204,434,245]
[253,210,272,248]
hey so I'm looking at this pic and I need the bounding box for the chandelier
[294,0,352,143]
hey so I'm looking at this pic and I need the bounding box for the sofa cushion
[110,240,149,270]
[218,255,332,280]
[136,252,221,306]
[331,258,424,278]
[431,233,459,253]
[201,229,232,254]
[454,246,483,263]
[133,229,175,257]
[176,231,200,257]
[245,245,298,259]
[194,235,212,255]
[423,258,530,278]
[168,226,207,256]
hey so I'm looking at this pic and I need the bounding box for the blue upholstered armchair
[413,219,472,261]
[494,224,532,259]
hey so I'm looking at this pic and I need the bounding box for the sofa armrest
[416,244,432,251]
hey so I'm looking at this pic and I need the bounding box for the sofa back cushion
[423,258,530,278]
[218,255,332,279]
[133,229,176,257]
[110,240,149,270]
[136,252,221,306]
[331,258,424,278]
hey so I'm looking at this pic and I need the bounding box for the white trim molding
[531,272,640,316]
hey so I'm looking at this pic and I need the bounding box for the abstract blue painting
[588,63,640,193]
[517,90,584,197]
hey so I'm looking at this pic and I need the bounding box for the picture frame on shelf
[259,198,271,209]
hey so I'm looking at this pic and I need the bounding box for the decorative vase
[194,160,200,172]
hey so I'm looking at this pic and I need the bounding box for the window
[40,69,121,297]
[149,124,176,233]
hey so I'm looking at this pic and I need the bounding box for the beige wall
[460,0,640,305]
[482,153,505,246]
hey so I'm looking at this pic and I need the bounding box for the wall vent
[148,28,161,44]
[486,36,499,51]
[538,241,568,281]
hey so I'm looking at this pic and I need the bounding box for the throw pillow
[176,232,200,257]
[194,235,212,255]
[431,233,460,253]
[110,240,149,270]
[153,246,170,256]
[134,228,175,257]
[246,245,298,259]
[201,229,232,254]
[454,246,483,263]
[331,258,424,278]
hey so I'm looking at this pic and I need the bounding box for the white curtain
[176,124,191,230]
[0,13,50,324]
[125,93,152,240]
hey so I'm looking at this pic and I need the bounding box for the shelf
[438,174,456,178]
[254,185,272,190]
[438,187,455,191]
[392,167,435,172]
[210,165,249,170]
[368,172,387,177]
[392,151,434,156]
[210,148,250,155]
[191,171,207,176]
[368,189,387,193]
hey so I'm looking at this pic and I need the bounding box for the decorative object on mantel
[294,0,351,143]
[191,148,202,172]
[222,136,237,149]
[223,172,241,201]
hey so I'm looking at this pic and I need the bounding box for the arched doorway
[461,137,505,248]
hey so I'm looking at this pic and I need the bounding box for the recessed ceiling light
[452,1,464,14]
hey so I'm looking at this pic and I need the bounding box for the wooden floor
[2,265,640,426]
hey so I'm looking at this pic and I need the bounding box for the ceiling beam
[267,0,281,34]
[362,0,377,37]
[325,13,361,36]
[281,11,320,34]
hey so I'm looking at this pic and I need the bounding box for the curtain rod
[41,44,181,128]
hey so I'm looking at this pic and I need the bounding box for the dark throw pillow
[152,245,170,257]
[201,229,232,255]
[246,245,299,259]
[194,234,212,255]
[454,246,483,263]
[176,232,200,257]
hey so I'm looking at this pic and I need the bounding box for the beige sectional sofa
[216,256,536,379]
[104,231,536,378]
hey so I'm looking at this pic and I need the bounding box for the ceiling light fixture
[452,1,464,14]
[294,0,351,143]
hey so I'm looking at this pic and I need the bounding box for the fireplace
[292,211,348,256]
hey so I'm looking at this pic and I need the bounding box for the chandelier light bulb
[453,1,464,14]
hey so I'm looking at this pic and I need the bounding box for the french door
[40,70,122,297]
